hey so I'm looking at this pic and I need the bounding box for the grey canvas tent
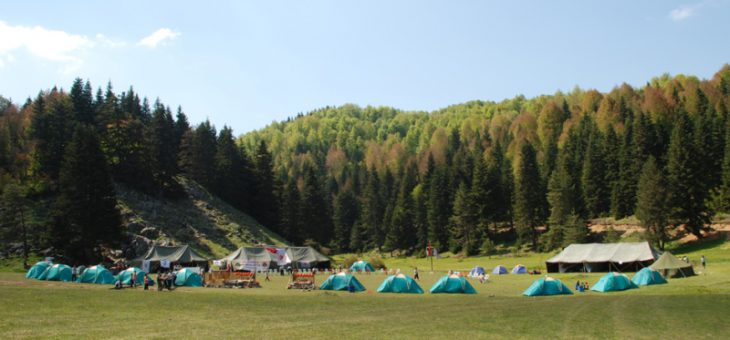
[219,247,277,271]
[217,246,331,271]
[650,251,695,278]
[546,242,659,273]
[286,247,331,269]
[132,245,209,271]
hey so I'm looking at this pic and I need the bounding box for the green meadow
[1,240,729,339]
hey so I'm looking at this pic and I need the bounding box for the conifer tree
[300,166,332,244]
[636,157,669,249]
[279,178,302,244]
[450,182,480,255]
[581,128,609,217]
[52,125,122,263]
[332,188,358,252]
[252,140,278,228]
[513,142,543,248]
[666,113,711,238]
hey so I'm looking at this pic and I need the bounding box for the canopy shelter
[546,242,659,273]
[117,267,146,286]
[591,272,638,292]
[469,266,486,278]
[132,245,209,272]
[512,264,527,274]
[26,261,50,280]
[631,267,667,286]
[492,265,508,275]
[377,274,424,294]
[649,251,695,278]
[219,247,277,272]
[78,265,115,284]
[523,277,573,296]
[175,268,203,287]
[349,260,375,272]
[319,272,366,292]
[429,274,477,294]
[286,247,331,269]
[39,264,72,282]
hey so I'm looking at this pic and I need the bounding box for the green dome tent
[377,274,423,294]
[631,267,667,286]
[39,264,72,282]
[117,267,147,286]
[349,260,375,272]
[591,272,638,292]
[319,272,366,292]
[78,265,115,284]
[174,268,203,287]
[523,277,573,296]
[26,261,50,280]
[429,274,477,294]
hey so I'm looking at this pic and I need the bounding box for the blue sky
[1,1,729,134]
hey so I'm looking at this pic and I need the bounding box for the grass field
[1,240,729,339]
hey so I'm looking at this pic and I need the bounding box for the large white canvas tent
[217,246,330,271]
[546,242,659,273]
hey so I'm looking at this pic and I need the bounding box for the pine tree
[69,78,94,124]
[513,142,543,248]
[427,165,451,250]
[611,116,636,218]
[581,128,609,217]
[279,178,302,244]
[636,157,670,249]
[52,125,122,264]
[150,102,177,184]
[300,166,332,245]
[360,169,382,250]
[450,182,480,255]
[252,140,278,228]
[666,113,711,238]
[332,188,358,252]
[0,183,31,268]
[384,165,417,252]
[29,92,74,181]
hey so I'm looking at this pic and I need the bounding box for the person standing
[701,255,706,269]
[130,270,137,288]
[413,267,420,280]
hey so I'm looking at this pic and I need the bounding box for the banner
[243,260,270,272]
[142,260,151,273]
[160,259,170,269]
[276,248,291,265]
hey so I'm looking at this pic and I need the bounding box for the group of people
[575,281,590,292]
[156,270,177,291]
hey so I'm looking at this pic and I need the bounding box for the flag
[276,248,291,265]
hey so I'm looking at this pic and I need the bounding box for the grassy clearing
[1,240,729,339]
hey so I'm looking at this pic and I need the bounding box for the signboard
[160,259,171,269]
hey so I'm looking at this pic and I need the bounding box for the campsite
[1,238,730,339]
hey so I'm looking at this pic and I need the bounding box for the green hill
[116,176,287,259]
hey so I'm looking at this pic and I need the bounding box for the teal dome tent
[174,268,203,287]
[116,267,146,286]
[26,261,50,280]
[320,272,366,292]
[591,272,638,292]
[349,260,375,272]
[631,267,667,286]
[523,277,573,296]
[377,274,423,294]
[430,274,477,294]
[78,265,115,284]
[39,264,72,282]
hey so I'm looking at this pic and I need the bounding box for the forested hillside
[3,66,730,263]
[0,80,280,264]
[240,65,730,254]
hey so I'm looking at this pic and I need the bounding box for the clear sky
[1,1,729,134]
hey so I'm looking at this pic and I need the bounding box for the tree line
[0,80,277,264]
[240,65,730,253]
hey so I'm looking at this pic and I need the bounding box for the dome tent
[591,272,638,292]
[429,274,477,294]
[631,267,667,286]
[512,264,527,274]
[175,268,203,287]
[469,266,486,278]
[377,274,423,294]
[78,265,115,284]
[349,260,375,272]
[39,264,72,282]
[492,265,508,275]
[116,267,146,286]
[320,272,366,292]
[26,261,50,280]
[523,277,573,296]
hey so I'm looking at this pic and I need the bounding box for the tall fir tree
[636,157,670,249]
[52,125,122,264]
[513,142,544,248]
